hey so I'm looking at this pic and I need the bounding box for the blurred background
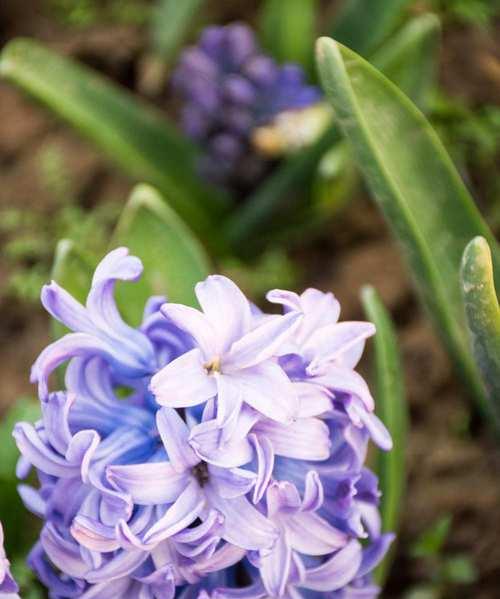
[0,1,499,597]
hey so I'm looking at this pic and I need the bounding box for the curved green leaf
[51,239,95,339]
[259,0,317,71]
[330,0,414,57]
[316,38,500,427]
[461,237,500,413]
[373,13,441,109]
[111,184,211,325]
[152,0,205,60]
[0,38,227,237]
[362,286,407,584]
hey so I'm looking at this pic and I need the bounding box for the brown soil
[0,3,499,598]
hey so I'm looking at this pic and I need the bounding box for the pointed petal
[205,486,278,550]
[143,481,205,545]
[305,322,375,370]
[195,275,252,353]
[209,465,256,499]
[312,366,375,411]
[160,304,216,356]
[302,470,324,512]
[156,408,199,472]
[260,530,292,597]
[229,363,298,424]
[250,434,274,504]
[303,540,362,591]
[41,282,95,334]
[294,382,332,418]
[287,511,347,555]
[225,312,301,370]
[107,461,190,504]
[151,349,217,408]
[254,417,331,461]
[189,418,254,468]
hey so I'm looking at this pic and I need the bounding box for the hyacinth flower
[13,248,393,597]
[0,522,19,597]
[172,23,324,187]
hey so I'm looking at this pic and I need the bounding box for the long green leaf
[224,125,340,252]
[362,286,407,584]
[151,0,204,60]
[461,237,500,414]
[51,239,95,340]
[111,184,211,325]
[373,13,441,109]
[259,0,317,70]
[316,38,500,427]
[0,38,227,237]
[330,0,414,57]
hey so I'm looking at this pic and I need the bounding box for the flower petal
[156,408,199,472]
[229,362,298,424]
[195,275,252,353]
[151,348,217,409]
[312,366,375,412]
[160,304,216,357]
[225,312,301,370]
[259,530,292,597]
[204,486,278,551]
[286,511,347,555]
[253,417,331,461]
[143,480,205,545]
[107,461,189,505]
[303,540,362,591]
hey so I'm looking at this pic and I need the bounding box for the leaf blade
[151,0,205,61]
[329,0,414,57]
[0,38,227,237]
[461,237,500,414]
[111,184,211,325]
[316,37,500,426]
[259,0,317,71]
[362,286,407,585]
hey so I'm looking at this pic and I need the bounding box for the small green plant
[404,515,478,598]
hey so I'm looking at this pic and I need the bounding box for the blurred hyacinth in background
[172,23,323,190]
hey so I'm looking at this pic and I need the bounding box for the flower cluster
[172,23,322,187]
[14,248,393,598]
[0,522,19,597]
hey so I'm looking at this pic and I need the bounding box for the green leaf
[330,0,414,57]
[50,239,95,340]
[224,125,340,253]
[259,0,317,71]
[316,37,500,429]
[151,0,204,60]
[111,184,211,326]
[361,286,407,585]
[373,13,441,109]
[0,38,227,238]
[461,237,500,413]
[0,397,40,481]
[411,515,452,558]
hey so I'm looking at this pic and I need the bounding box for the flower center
[192,462,210,487]
[204,356,221,375]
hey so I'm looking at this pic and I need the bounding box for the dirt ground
[1,3,500,598]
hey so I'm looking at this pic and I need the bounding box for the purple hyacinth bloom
[0,522,19,596]
[14,249,393,598]
[172,22,322,187]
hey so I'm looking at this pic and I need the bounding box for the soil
[0,3,499,598]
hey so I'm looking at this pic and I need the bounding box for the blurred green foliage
[47,0,150,27]
[429,0,500,27]
[404,515,478,598]
[0,144,120,303]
